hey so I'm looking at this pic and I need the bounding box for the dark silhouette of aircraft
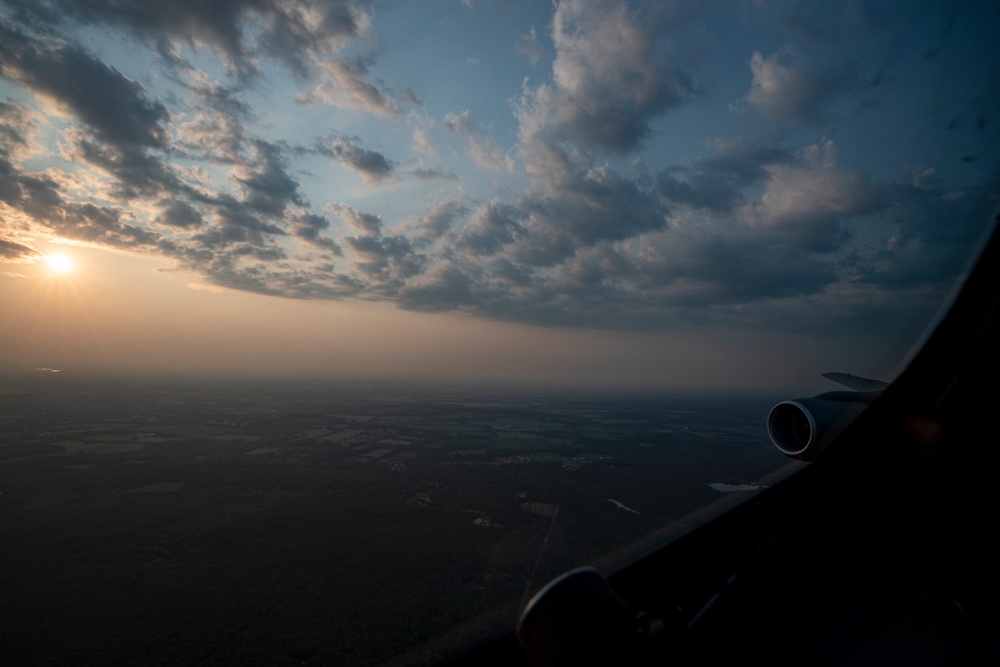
[444,218,1000,666]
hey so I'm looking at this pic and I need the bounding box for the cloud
[289,211,341,254]
[443,111,512,172]
[234,140,305,216]
[515,26,543,66]
[329,202,382,236]
[174,69,252,163]
[517,0,696,154]
[0,21,169,148]
[412,128,436,157]
[343,232,426,296]
[455,200,523,255]
[409,200,468,242]
[0,131,162,251]
[399,263,477,310]
[657,139,790,213]
[0,100,39,160]
[317,136,395,183]
[72,136,186,201]
[309,56,401,116]
[154,201,204,229]
[7,0,374,82]
[6,0,402,119]
[746,48,852,124]
[0,236,40,262]
[1,0,994,345]
[743,141,885,251]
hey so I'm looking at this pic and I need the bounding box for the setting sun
[46,253,75,274]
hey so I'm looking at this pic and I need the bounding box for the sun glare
[46,253,75,275]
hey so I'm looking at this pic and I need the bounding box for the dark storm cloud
[0,236,40,262]
[3,0,373,82]
[316,136,394,183]
[0,21,168,148]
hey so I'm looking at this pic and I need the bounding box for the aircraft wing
[821,372,889,392]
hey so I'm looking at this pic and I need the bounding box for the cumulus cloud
[657,139,790,213]
[746,48,852,124]
[317,136,395,183]
[328,202,382,236]
[0,21,168,148]
[409,200,467,242]
[517,0,696,153]
[174,70,252,163]
[343,232,425,296]
[455,200,524,256]
[744,141,885,250]
[5,0,374,82]
[289,211,341,254]
[443,111,512,172]
[154,200,204,229]
[5,0,403,119]
[234,141,305,216]
[309,56,400,116]
[0,0,993,342]
[0,100,39,160]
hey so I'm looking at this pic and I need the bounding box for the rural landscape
[0,372,788,665]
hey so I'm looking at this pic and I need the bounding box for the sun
[46,253,75,275]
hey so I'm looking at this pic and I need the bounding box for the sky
[0,0,997,390]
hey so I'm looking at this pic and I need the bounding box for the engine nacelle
[767,391,873,461]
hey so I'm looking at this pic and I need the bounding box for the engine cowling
[767,391,876,461]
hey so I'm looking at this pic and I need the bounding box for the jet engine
[767,391,878,461]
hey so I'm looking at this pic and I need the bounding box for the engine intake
[767,392,874,461]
